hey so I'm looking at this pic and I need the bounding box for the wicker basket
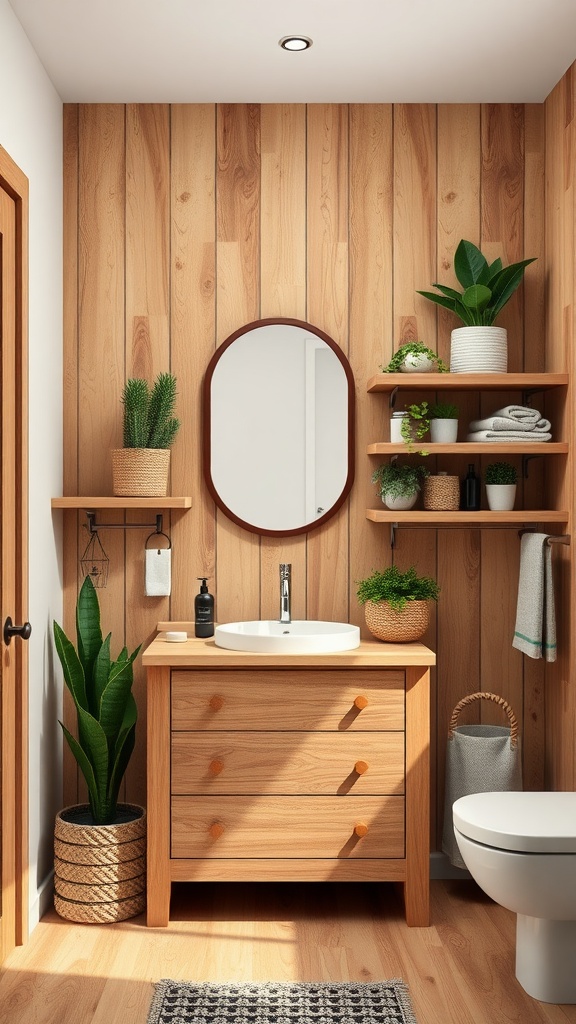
[365,599,430,642]
[111,448,170,497]
[54,803,146,923]
[423,474,460,511]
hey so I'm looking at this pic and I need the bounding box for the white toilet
[453,790,576,1004]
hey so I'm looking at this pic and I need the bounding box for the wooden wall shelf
[367,372,569,394]
[367,442,568,455]
[51,496,192,509]
[366,509,569,525]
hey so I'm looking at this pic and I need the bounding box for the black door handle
[3,617,32,646]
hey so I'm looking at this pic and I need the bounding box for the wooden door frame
[0,145,29,947]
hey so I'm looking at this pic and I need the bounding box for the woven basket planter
[365,599,430,643]
[111,448,170,497]
[54,803,146,923]
[423,474,460,511]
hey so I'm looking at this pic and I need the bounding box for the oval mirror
[203,318,355,536]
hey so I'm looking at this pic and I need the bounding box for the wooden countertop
[142,623,436,668]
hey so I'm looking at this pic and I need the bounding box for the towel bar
[517,528,570,546]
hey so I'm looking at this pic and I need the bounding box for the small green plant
[430,401,458,419]
[53,576,141,825]
[417,239,536,327]
[122,372,180,449]
[372,462,429,501]
[381,342,448,374]
[357,565,440,612]
[485,461,517,485]
[401,401,430,454]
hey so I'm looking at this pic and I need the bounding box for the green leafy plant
[430,401,458,419]
[485,461,517,485]
[372,462,429,501]
[401,401,430,454]
[122,372,180,449]
[417,239,536,327]
[381,342,448,373]
[53,576,141,825]
[357,565,440,612]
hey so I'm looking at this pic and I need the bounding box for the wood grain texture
[171,795,405,859]
[171,731,405,795]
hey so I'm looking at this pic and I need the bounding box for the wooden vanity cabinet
[143,635,435,928]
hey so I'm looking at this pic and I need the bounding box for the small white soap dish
[164,631,187,643]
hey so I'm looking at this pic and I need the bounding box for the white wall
[0,0,63,932]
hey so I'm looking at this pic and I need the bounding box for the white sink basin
[214,619,361,654]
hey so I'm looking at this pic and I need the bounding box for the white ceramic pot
[450,326,507,373]
[390,412,409,442]
[430,418,458,443]
[382,490,418,511]
[485,483,517,511]
[399,352,435,372]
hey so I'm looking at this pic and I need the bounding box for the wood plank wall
[62,95,572,850]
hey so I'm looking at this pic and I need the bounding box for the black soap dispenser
[195,577,214,638]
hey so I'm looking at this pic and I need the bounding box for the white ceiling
[8,0,576,104]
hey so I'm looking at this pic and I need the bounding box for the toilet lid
[453,791,576,853]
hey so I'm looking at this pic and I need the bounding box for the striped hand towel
[512,533,557,662]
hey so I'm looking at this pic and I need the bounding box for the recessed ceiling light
[279,35,313,51]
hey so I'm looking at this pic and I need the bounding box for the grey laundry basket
[442,691,522,868]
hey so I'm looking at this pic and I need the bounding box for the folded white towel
[493,404,542,424]
[513,533,557,662]
[468,408,551,433]
[145,547,171,597]
[466,429,552,442]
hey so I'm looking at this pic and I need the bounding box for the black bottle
[195,577,214,638]
[461,464,481,511]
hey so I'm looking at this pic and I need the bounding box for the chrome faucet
[279,563,291,624]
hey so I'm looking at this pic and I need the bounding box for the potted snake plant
[53,575,145,923]
[112,371,181,496]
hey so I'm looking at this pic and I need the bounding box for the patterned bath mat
[147,980,417,1024]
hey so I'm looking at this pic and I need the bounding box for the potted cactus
[112,372,181,496]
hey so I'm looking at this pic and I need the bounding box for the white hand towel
[468,409,551,433]
[466,429,552,442]
[513,533,557,662]
[145,547,171,597]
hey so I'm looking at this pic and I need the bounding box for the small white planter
[430,418,458,443]
[485,483,517,511]
[382,490,418,511]
[450,326,507,374]
[390,412,409,442]
[399,353,435,372]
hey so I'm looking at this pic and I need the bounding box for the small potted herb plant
[372,462,429,511]
[381,342,448,374]
[356,565,440,642]
[429,401,459,443]
[485,461,518,511]
[416,239,536,373]
[112,372,181,497]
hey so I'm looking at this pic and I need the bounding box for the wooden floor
[1,880,575,1023]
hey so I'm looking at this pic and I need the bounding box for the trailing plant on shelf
[485,461,517,485]
[53,575,142,825]
[381,342,448,374]
[372,462,429,502]
[400,401,430,454]
[416,239,536,328]
[356,565,440,612]
[122,372,180,449]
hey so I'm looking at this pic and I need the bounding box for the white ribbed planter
[486,483,517,511]
[430,418,458,443]
[450,326,507,373]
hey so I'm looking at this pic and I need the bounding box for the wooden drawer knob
[209,759,224,776]
[354,760,369,775]
[354,695,369,710]
[209,695,224,711]
[354,822,369,838]
[209,821,225,840]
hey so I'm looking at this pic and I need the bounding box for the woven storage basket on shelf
[365,599,429,642]
[54,803,146,923]
[423,474,460,511]
[111,448,170,497]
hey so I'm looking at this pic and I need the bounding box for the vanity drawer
[171,796,404,859]
[171,670,405,731]
[171,732,405,795]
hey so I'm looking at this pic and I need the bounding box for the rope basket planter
[54,803,146,923]
[111,448,170,496]
[365,599,429,643]
[423,474,460,511]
